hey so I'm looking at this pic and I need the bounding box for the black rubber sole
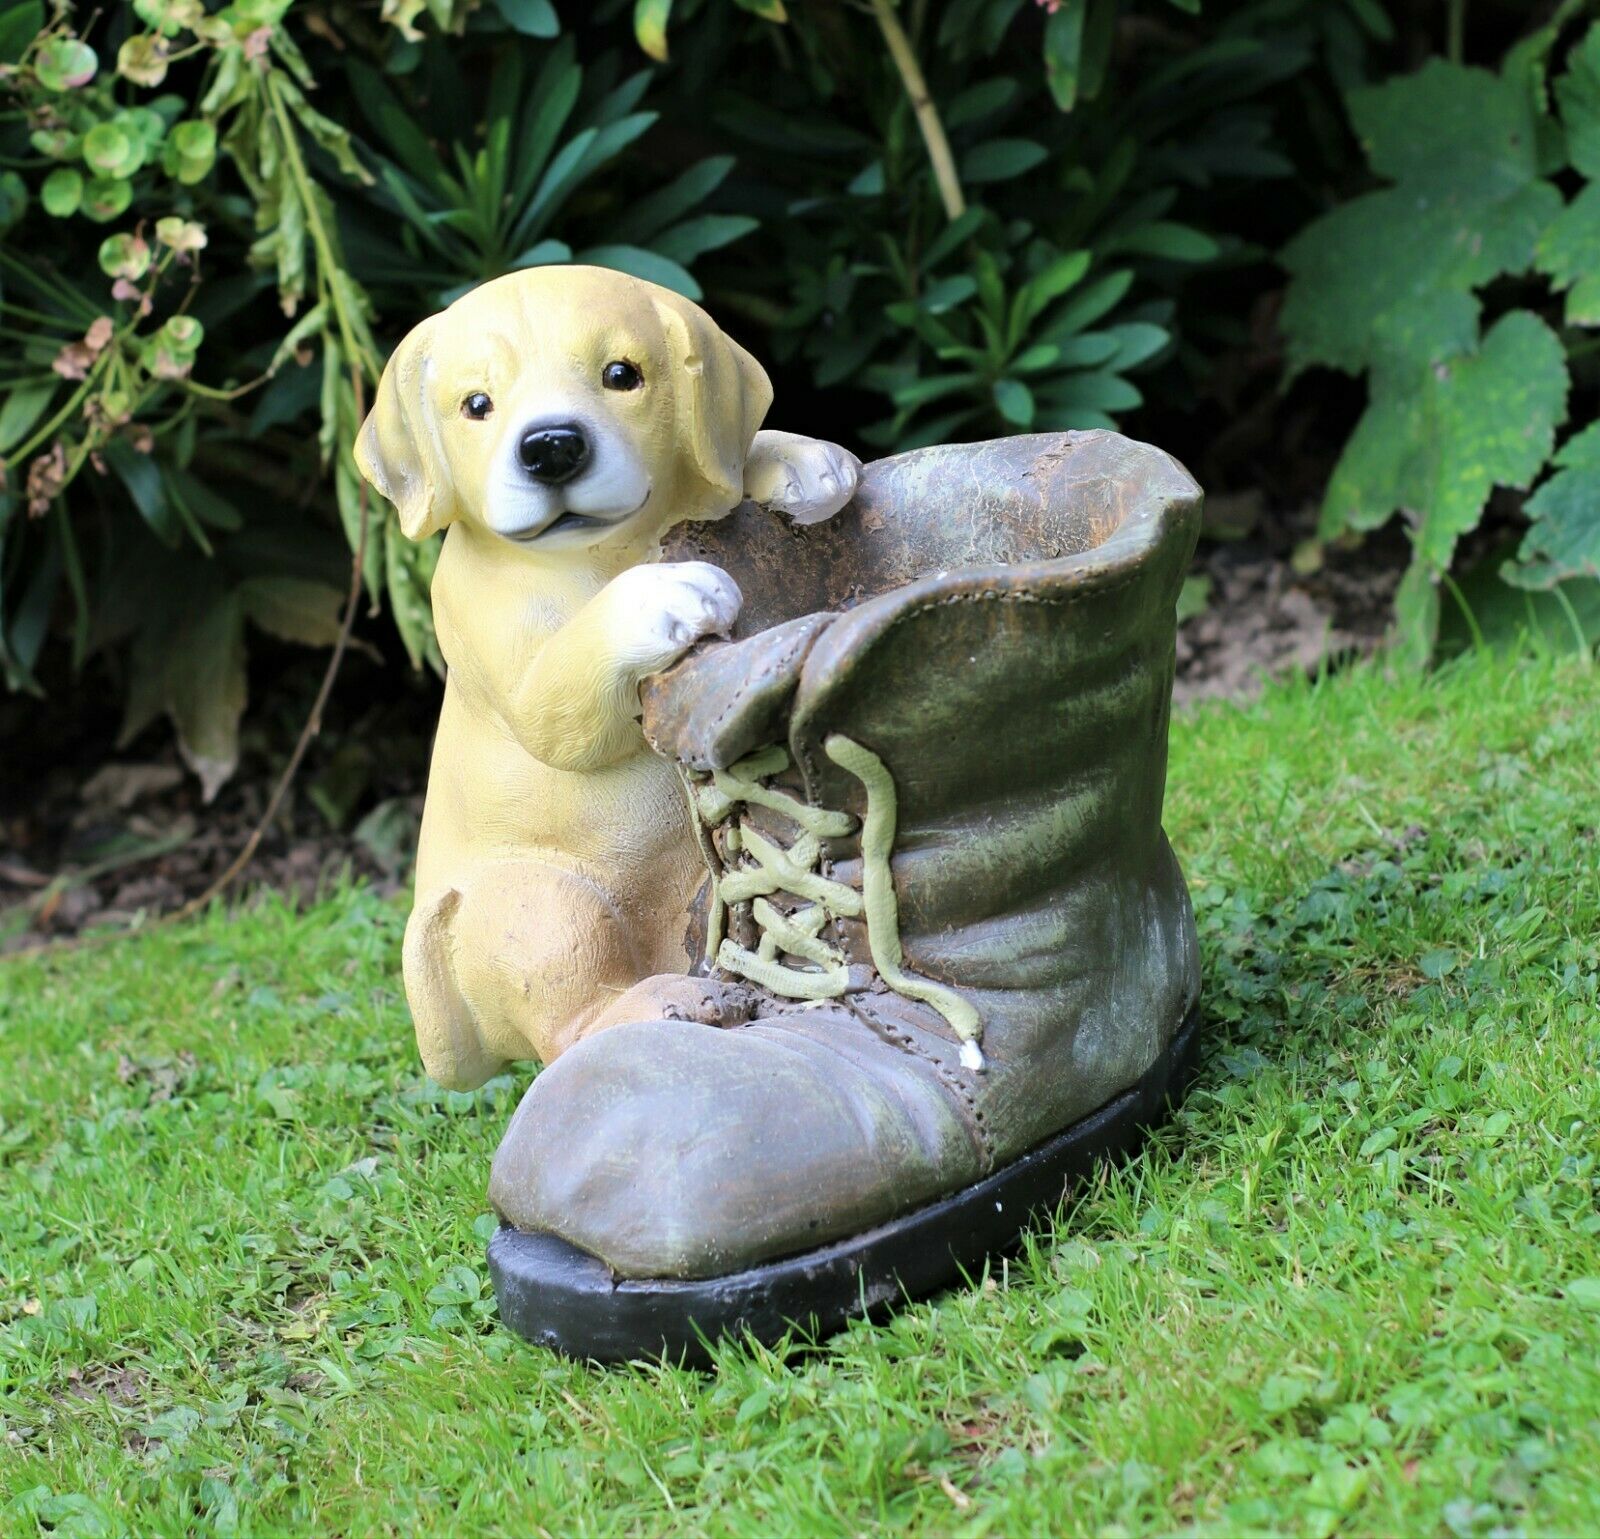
[488,1003,1203,1365]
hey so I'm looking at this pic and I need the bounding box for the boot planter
[487,430,1204,1363]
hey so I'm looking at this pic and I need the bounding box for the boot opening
[661,430,1184,637]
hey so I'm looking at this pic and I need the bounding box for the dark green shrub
[0,0,1388,794]
[0,0,747,793]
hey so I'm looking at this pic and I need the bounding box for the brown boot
[487,430,1203,1360]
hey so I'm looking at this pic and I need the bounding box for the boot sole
[488,1001,1203,1364]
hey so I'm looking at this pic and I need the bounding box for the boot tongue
[641,612,836,773]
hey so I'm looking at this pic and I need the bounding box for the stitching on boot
[705,614,830,750]
[850,994,995,1173]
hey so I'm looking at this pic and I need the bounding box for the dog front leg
[744,430,861,525]
[506,562,743,772]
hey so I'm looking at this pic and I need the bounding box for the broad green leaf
[634,0,671,62]
[166,590,247,801]
[946,79,1019,130]
[960,139,1049,184]
[1011,250,1090,336]
[577,243,698,299]
[596,70,653,125]
[1322,310,1568,655]
[240,577,346,646]
[890,373,981,410]
[1051,332,1121,369]
[162,464,242,532]
[1104,220,1219,263]
[1282,181,1558,376]
[493,0,559,37]
[1101,321,1171,371]
[971,248,1004,324]
[0,382,56,453]
[3,521,59,692]
[992,378,1034,427]
[1535,181,1600,326]
[1507,421,1600,589]
[1345,0,1394,40]
[1011,343,1061,373]
[846,161,884,198]
[1040,371,1143,413]
[509,238,572,270]
[104,437,180,547]
[650,213,757,265]
[1282,60,1559,377]
[916,274,978,314]
[1439,552,1600,658]
[0,3,43,65]
[1036,269,1133,342]
[1351,60,1540,191]
[921,206,988,270]
[1043,2,1087,113]
[514,112,658,250]
[1556,22,1600,179]
[608,155,734,246]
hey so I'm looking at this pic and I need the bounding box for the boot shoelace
[691,735,986,1070]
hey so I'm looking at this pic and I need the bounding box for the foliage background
[1,0,1596,794]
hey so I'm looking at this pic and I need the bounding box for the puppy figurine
[356,266,858,1089]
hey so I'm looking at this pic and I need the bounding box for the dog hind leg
[404,888,510,1091]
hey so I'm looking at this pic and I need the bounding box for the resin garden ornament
[359,267,1204,1362]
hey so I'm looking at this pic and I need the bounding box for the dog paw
[606,561,743,673]
[744,430,861,526]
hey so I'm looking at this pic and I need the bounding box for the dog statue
[354,266,858,1089]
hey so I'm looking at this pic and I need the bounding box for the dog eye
[601,360,643,392]
[461,392,494,419]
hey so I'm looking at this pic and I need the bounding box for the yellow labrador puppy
[356,266,857,1090]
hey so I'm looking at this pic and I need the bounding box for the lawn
[2,650,1598,1537]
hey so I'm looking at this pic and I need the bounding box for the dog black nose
[518,425,589,485]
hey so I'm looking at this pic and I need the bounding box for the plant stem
[868,0,965,222]
[1447,0,1466,63]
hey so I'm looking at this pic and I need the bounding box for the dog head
[354,266,773,550]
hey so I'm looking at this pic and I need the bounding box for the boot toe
[488,1014,980,1279]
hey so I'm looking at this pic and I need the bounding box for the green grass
[3,651,1599,1538]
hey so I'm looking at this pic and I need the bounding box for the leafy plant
[676,0,1381,449]
[0,1,756,796]
[1282,12,1600,664]
[0,0,385,791]
[339,33,754,306]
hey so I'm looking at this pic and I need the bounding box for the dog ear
[653,292,773,517]
[355,314,456,541]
